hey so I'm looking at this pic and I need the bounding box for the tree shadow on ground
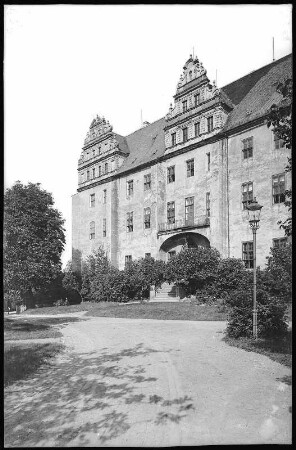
[4,343,194,447]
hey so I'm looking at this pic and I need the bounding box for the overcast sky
[4,4,292,267]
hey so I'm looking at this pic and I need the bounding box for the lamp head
[246,197,263,229]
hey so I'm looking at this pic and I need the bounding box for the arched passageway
[159,232,210,261]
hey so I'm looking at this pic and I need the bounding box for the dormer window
[207,116,214,132]
[171,132,176,146]
[182,100,188,113]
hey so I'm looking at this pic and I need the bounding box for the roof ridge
[125,116,165,138]
[221,53,292,91]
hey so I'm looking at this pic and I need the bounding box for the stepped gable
[116,117,166,174]
[222,53,292,130]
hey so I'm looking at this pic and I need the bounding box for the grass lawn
[23,301,228,321]
[224,330,292,370]
[4,316,82,341]
[4,341,64,387]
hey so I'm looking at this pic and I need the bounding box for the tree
[4,182,66,307]
[263,243,292,302]
[62,261,82,303]
[267,78,292,236]
[164,247,220,295]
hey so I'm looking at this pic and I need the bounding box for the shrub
[264,243,292,302]
[226,289,288,338]
[205,257,248,298]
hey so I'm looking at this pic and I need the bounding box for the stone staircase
[150,282,180,302]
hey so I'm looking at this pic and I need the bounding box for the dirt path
[4,316,292,446]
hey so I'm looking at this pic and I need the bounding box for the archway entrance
[159,232,210,261]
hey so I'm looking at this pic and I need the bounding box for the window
[185,197,194,225]
[195,122,200,137]
[90,193,95,208]
[182,127,188,142]
[182,100,188,112]
[272,174,285,204]
[103,189,107,204]
[167,201,175,224]
[171,132,176,146]
[127,180,134,196]
[87,170,90,181]
[145,253,151,258]
[242,242,253,269]
[194,93,200,107]
[103,218,106,237]
[99,166,102,176]
[98,146,101,155]
[186,159,194,177]
[127,212,133,232]
[105,163,108,173]
[144,174,151,191]
[242,137,253,159]
[207,152,210,171]
[167,166,175,183]
[125,255,132,266]
[274,133,285,150]
[92,168,96,178]
[92,148,95,157]
[273,237,287,248]
[206,192,210,217]
[168,250,176,260]
[89,221,95,240]
[207,116,214,132]
[242,182,253,210]
[144,207,151,229]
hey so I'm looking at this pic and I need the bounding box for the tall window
[103,218,106,237]
[167,201,175,224]
[182,100,188,112]
[167,166,175,183]
[144,207,151,229]
[182,127,188,142]
[206,192,210,217]
[207,152,210,171]
[144,174,151,191]
[186,159,194,177]
[272,174,285,204]
[90,193,95,207]
[207,116,213,132]
[89,221,95,240]
[92,148,95,157]
[274,133,285,150]
[185,197,194,225]
[127,212,133,232]
[194,93,200,107]
[99,166,102,176]
[242,182,253,210]
[87,170,90,181]
[105,162,108,173]
[242,137,253,159]
[127,180,134,196]
[92,168,96,178]
[273,237,287,248]
[125,255,132,266]
[171,133,176,146]
[195,122,200,137]
[98,146,101,155]
[103,189,107,204]
[242,242,253,269]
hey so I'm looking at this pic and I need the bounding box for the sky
[4,4,292,267]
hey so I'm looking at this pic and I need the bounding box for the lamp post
[246,197,263,340]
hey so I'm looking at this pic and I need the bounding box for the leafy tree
[263,243,292,302]
[267,78,292,236]
[164,247,220,295]
[62,262,82,303]
[4,182,65,307]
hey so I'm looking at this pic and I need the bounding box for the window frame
[87,170,90,181]
[272,173,285,204]
[127,179,134,196]
[167,166,175,183]
[103,218,106,237]
[167,201,175,224]
[186,159,194,177]
[242,181,253,210]
[89,221,95,240]
[182,127,188,143]
[242,241,254,269]
[144,207,151,229]
[206,192,210,217]
[206,152,210,171]
[125,255,132,267]
[144,174,151,191]
[207,116,214,132]
[105,162,108,174]
[274,133,285,150]
[168,250,176,260]
[127,211,134,233]
[195,122,200,137]
[242,137,253,159]
[171,132,176,146]
[103,189,107,204]
[182,100,188,113]
[90,193,95,208]
[273,237,287,248]
[194,93,200,107]
[185,196,194,224]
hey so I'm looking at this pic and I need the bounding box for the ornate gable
[164,55,233,152]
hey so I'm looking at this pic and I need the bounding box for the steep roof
[115,53,292,175]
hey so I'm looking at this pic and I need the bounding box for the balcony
[157,216,210,237]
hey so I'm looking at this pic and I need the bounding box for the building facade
[72,54,291,271]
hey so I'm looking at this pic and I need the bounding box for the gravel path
[4,316,292,446]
